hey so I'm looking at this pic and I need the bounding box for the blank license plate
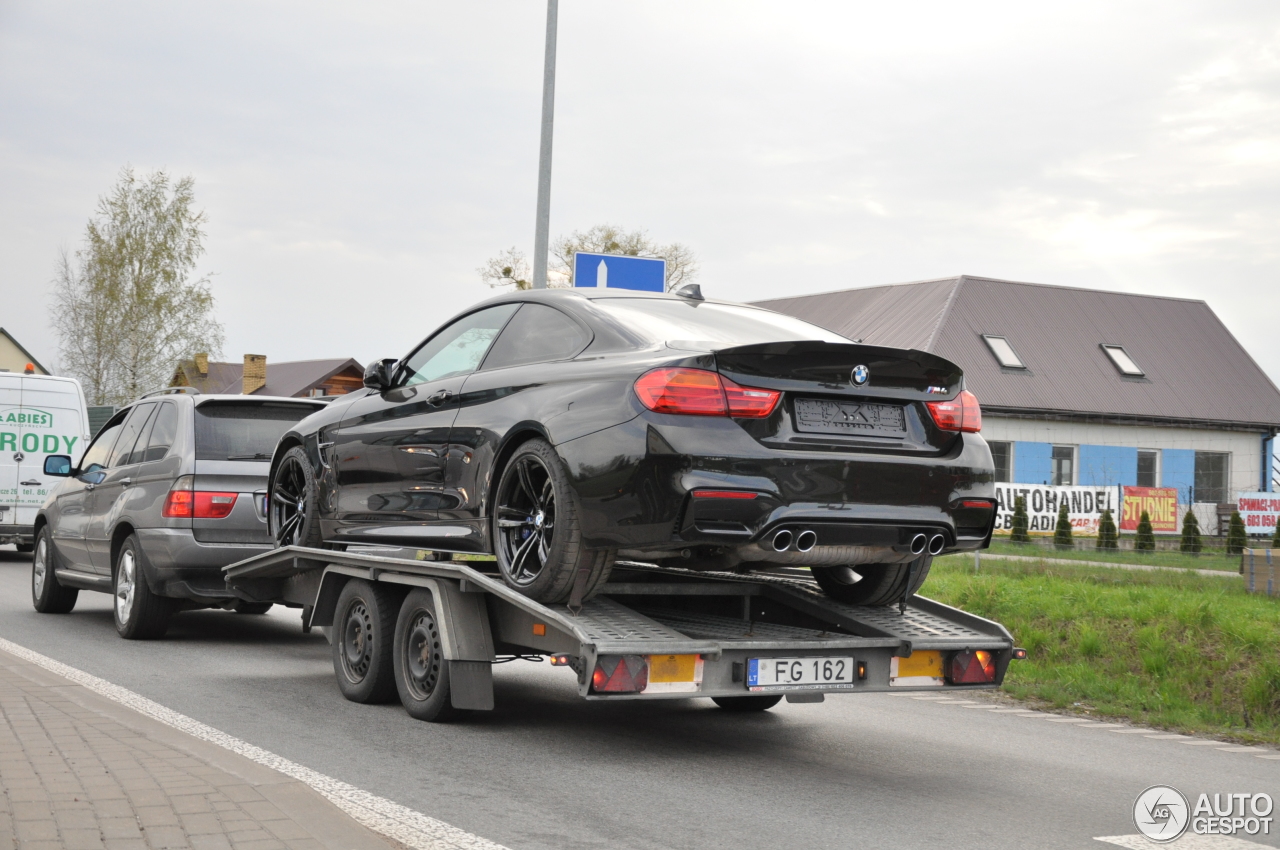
[748,656,855,690]
[794,398,906,436]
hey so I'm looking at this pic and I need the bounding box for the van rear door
[0,374,20,533]
[15,376,90,530]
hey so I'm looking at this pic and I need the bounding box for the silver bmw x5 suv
[31,389,325,638]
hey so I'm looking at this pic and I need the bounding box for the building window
[1100,344,1144,377]
[1137,450,1159,487]
[1051,445,1075,486]
[1193,451,1229,504]
[981,335,1026,369]
[989,441,1013,482]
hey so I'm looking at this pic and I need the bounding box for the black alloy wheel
[271,446,322,549]
[492,438,613,604]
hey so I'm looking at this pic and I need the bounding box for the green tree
[1010,496,1030,543]
[1096,509,1118,550]
[1135,510,1156,552]
[51,166,223,406]
[1226,510,1248,555]
[1180,509,1202,554]
[1272,514,1280,550]
[1053,503,1073,549]
[480,224,698,292]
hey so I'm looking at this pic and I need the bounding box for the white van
[0,372,91,551]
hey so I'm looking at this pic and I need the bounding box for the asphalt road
[1,546,1276,850]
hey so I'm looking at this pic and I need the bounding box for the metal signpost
[572,253,666,291]
[532,0,558,290]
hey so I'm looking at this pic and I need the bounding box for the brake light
[692,490,758,499]
[590,655,649,693]
[948,650,996,684]
[162,476,238,519]
[926,389,982,433]
[634,368,780,418]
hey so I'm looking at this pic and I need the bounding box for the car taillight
[948,650,997,684]
[926,389,982,433]
[633,368,780,419]
[692,490,758,499]
[162,476,238,519]
[590,655,649,693]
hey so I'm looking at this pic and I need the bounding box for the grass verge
[928,555,1280,744]
[983,539,1244,572]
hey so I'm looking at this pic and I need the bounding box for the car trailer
[223,546,1022,719]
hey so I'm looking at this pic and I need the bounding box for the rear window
[194,402,320,461]
[591,298,848,347]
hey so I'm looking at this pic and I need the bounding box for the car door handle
[20,480,41,486]
[426,389,454,407]
[120,478,132,486]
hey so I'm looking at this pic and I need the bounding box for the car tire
[270,445,324,549]
[31,527,78,614]
[231,600,273,615]
[811,556,933,607]
[332,579,398,704]
[492,438,613,604]
[392,589,460,722]
[712,695,783,712]
[114,534,174,640]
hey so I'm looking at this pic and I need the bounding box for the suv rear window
[591,298,848,347]
[194,402,321,461]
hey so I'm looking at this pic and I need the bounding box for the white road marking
[1045,717,1093,723]
[1145,734,1189,739]
[0,638,510,850]
[1180,740,1224,746]
[1109,728,1155,733]
[1258,754,1280,760]
[1097,834,1272,848]
[1217,746,1266,753]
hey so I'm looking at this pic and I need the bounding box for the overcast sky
[3,1,1279,382]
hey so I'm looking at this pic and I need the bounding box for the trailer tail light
[162,476,239,519]
[926,390,982,433]
[590,655,649,693]
[634,368,780,419]
[948,650,996,684]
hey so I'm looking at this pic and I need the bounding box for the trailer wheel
[712,695,783,712]
[393,589,460,722]
[31,527,78,614]
[492,438,613,604]
[271,446,324,549]
[812,555,933,606]
[333,579,398,703]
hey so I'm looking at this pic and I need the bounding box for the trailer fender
[307,566,371,629]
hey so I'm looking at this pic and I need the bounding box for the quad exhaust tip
[928,534,945,556]
[772,529,794,552]
[909,533,927,555]
[795,530,817,552]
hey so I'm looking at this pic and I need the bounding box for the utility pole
[531,0,558,289]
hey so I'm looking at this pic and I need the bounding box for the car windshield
[194,402,321,461]
[591,298,848,348]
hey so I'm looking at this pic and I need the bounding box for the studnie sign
[993,484,1120,535]
[1237,492,1280,533]
[1121,487,1179,533]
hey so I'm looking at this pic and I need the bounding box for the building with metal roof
[170,354,364,398]
[758,275,1280,509]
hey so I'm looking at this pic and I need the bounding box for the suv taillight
[926,390,982,433]
[633,368,780,419]
[162,475,239,519]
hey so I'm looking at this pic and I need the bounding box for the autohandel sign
[1237,492,1280,533]
[992,484,1120,535]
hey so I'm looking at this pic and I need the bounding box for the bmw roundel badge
[851,365,869,386]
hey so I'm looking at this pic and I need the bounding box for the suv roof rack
[139,386,201,399]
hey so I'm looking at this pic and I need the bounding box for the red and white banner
[1121,487,1179,533]
[1237,492,1280,533]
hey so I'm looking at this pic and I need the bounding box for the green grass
[983,539,1246,572]
[928,555,1280,744]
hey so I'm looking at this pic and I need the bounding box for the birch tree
[51,167,224,405]
[479,224,698,292]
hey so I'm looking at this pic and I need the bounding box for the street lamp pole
[531,0,558,289]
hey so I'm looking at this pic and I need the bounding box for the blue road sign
[573,252,666,292]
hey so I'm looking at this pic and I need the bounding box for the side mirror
[363,358,398,391]
[43,455,72,477]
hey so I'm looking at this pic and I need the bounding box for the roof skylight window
[1101,344,1144,377]
[981,335,1025,369]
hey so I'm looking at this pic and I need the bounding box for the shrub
[1135,511,1155,552]
[1227,510,1247,555]
[1097,509,1118,550]
[1053,503,1073,549]
[1010,496,1030,543]
[1273,514,1280,550]
[1180,509,1202,554]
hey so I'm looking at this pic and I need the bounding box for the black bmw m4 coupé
[268,287,996,606]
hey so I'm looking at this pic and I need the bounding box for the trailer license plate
[747,656,854,690]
